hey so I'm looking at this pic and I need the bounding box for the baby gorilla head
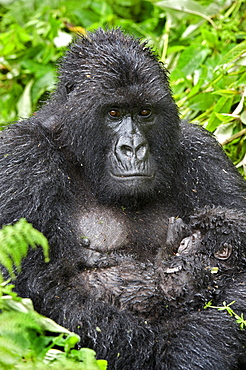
[165,206,244,265]
[176,230,233,261]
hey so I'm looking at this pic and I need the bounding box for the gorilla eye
[214,243,232,260]
[108,109,121,118]
[139,109,151,117]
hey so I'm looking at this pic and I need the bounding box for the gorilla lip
[111,172,155,179]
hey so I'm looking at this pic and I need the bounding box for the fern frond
[0,219,49,280]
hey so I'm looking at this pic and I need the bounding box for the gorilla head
[43,29,181,207]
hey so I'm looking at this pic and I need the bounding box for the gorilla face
[107,108,155,181]
[85,103,180,207]
[103,106,160,203]
[66,88,181,207]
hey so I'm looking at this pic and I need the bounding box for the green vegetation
[0,0,245,175]
[0,218,49,281]
[0,219,107,369]
[204,300,246,330]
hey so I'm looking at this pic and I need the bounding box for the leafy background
[0,0,245,175]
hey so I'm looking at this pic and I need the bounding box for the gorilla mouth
[111,172,155,179]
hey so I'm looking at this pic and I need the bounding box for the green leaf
[174,45,211,76]
[154,0,219,25]
[189,92,215,111]
[214,112,234,123]
[212,89,237,97]
[38,317,74,334]
[79,348,106,370]
[0,219,49,280]
[201,28,218,48]
[219,41,246,67]
[32,71,56,104]
[240,111,246,124]
[207,96,233,131]
[0,338,22,365]
[214,122,235,144]
[16,79,34,119]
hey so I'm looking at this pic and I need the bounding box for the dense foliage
[0,0,245,175]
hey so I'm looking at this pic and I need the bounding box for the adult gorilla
[0,29,246,369]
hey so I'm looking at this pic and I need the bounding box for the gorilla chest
[76,203,171,259]
[77,206,128,252]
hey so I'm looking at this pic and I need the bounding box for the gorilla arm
[0,120,78,259]
[158,300,246,369]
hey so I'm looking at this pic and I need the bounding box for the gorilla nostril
[136,143,148,160]
[120,145,134,158]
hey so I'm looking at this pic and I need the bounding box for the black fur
[0,29,246,369]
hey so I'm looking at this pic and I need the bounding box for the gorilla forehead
[58,28,169,95]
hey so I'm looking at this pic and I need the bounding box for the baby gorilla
[68,206,246,319]
[166,206,246,265]
[157,206,246,311]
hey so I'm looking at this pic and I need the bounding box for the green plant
[204,300,246,330]
[151,0,246,176]
[0,0,161,124]
[0,218,49,281]
[0,283,107,369]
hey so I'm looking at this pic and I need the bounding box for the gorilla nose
[116,137,149,161]
[120,143,148,160]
